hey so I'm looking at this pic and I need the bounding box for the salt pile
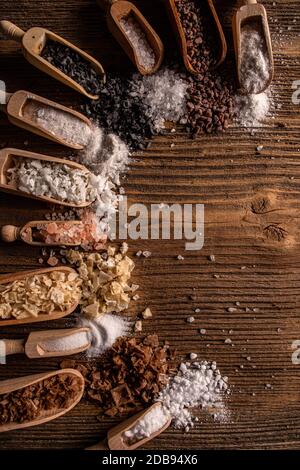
[234,89,273,127]
[83,67,188,149]
[158,361,229,431]
[78,313,132,357]
[130,68,188,131]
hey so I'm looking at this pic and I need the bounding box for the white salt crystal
[120,15,156,72]
[123,404,170,444]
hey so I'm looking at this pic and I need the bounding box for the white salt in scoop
[86,403,171,451]
[1,327,91,358]
[0,89,93,149]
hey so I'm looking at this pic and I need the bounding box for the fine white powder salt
[129,67,188,131]
[240,24,271,94]
[123,404,170,445]
[234,89,273,127]
[77,313,132,357]
[39,330,89,352]
[158,361,229,431]
[78,128,130,235]
[23,100,92,147]
[120,15,156,71]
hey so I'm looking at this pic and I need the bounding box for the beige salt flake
[64,245,135,318]
[0,271,82,320]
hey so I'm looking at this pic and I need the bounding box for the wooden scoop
[0,20,105,99]
[1,220,85,246]
[1,327,90,358]
[86,403,171,450]
[0,369,84,433]
[0,147,94,208]
[164,0,227,75]
[232,0,273,94]
[0,266,80,327]
[0,89,92,149]
[98,0,164,75]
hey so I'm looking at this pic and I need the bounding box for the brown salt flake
[111,384,133,406]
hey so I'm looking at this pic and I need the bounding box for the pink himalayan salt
[22,212,107,250]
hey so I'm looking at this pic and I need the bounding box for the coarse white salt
[129,67,188,131]
[77,313,132,357]
[240,24,271,94]
[76,128,130,236]
[23,100,92,147]
[39,330,89,353]
[7,158,96,205]
[123,404,170,445]
[158,361,229,430]
[120,15,156,72]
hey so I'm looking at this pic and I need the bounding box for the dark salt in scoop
[41,40,103,96]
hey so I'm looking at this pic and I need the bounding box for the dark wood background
[0,0,300,450]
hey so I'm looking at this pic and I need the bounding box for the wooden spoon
[164,0,227,75]
[232,0,273,94]
[0,266,80,327]
[1,220,86,246]
[1,327,91,358]
[0,369,84,433]
[86,403,171,450]
[0,20,105,99]
[0,89,92,149]
[98,0,164,75]
[0,147,94,208]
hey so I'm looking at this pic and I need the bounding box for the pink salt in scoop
[1,212,107,250]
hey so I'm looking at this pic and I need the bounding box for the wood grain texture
[0,0,300,450]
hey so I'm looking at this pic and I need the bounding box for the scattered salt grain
[142,307,152,319]
[135,320,143,332]
[186,316,195,323]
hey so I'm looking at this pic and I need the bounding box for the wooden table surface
[0,0,300,450]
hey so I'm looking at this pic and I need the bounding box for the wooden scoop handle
[0,20,25,42]
[0,225,21,242]
[1,339,25,356]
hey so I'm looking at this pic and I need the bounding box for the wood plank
[0,0,300,450]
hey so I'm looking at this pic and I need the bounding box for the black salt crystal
[41,40,103,96]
